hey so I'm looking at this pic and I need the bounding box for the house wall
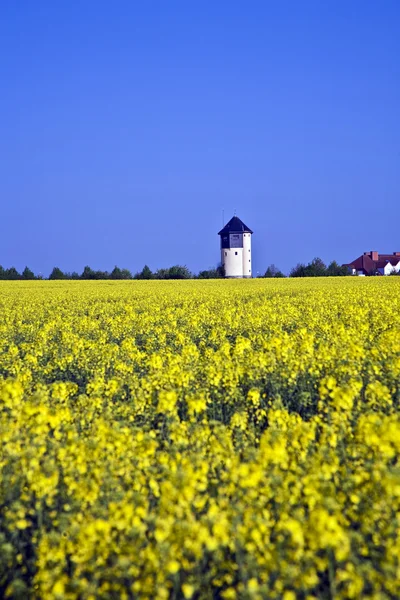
[384,264,393,275]
[384,261,400,275]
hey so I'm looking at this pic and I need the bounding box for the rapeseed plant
[0,278,399,598]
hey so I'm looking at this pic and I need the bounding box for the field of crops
[1,278,400,599]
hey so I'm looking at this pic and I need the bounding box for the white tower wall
[242,232,252,278]
[222,248,244,277]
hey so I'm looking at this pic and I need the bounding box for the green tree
[217,264,225,278]
[197,267,223,279]
[94,270,111,279]
[264,264,285,278]
[166,265,192,279]
[81,266,96,280]
[49,267,65,280]
[22,266,35,280]
[120,268,132,280]
[290,263,307,277]
[110,266,122,279]
[5,267,21,280]
[290,258,327,277]
[307,257,327,277]
[326,261,350,276]
[109,267,132,280]
[134,265,153,280]
[154,268,168,280]
[154,265,192,279]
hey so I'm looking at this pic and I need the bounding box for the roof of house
[218,216,253,236]
[345,254,376,274]
[377,255,400,264]
[376,259,399,268]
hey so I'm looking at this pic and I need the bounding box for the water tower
[218,216,253,278]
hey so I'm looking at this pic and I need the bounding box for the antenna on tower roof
[234,208,236,216]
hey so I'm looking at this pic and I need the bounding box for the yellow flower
[182,583,196,598]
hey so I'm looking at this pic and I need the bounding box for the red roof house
[345,251,400,276]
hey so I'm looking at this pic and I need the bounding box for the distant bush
[263,264,286,278]
[155,265,192,279]
[197,265,224,279]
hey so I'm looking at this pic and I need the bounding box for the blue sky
[0,1,399,276]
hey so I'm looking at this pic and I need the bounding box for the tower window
[249,249,250,252]
[224,252,227,256]
[249,259,251,262]
[235,252,238,255]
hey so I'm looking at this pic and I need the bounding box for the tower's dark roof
[218,216,253,235]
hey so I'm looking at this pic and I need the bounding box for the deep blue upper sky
[1,1,399,276]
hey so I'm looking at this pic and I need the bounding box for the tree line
[0,264,217,280]
[288,258,350,277]
[258,258,349,278]
[0,266,37,280]
[0,259,351,280]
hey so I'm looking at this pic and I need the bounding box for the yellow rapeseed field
[1,278,400,599]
